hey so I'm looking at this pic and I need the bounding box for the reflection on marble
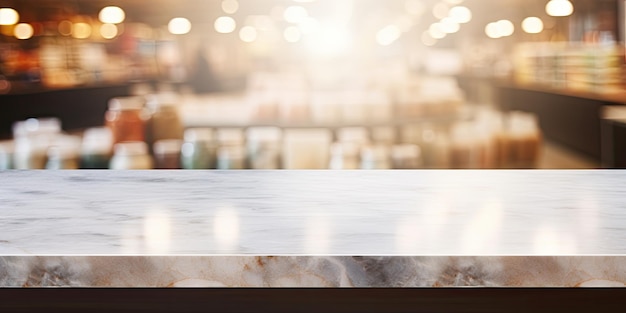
[1,170,626,255]
[1,256,625,287]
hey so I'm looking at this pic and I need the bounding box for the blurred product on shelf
[282,128,332,169]
[144,93,185,150]
[361,144,391,170]
[153,139,183,169]
[80,127,113,169]
[246,127,282,170]
[513,43,625,93]
[105,97,147,144]
[0,141,15,170]
[329,142,360,170]
[180,128,216,169]
[217,145,246,170]
[391,144,422,169]
[109,141,153,170]
[45,135,81,169]
[12,118,62,169]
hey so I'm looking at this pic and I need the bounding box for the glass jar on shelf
[145,93,184,150]
[217,145,246,170]
[46,135,81,170]
[80,127,113,169]
[154,139,183,169]
[110,141,154,170]
[105,97,147,145]
[246,127,282,170]
[181,128,216,169]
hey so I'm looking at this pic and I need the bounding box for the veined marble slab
[1,256,625,287]
[0,170,625,255]
[1,171,626,287]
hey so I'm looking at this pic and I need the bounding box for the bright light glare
[522,17,544,34]
[169,17,192,35]
[72,22,92,39]
[100,23,118,39]
[214,16,236,34]
[98,6,125,24]
[298,17,319,34]
[306,23,351,56]
[496,19,514,36]
[449,6,471,23]
[214,208,240,248]
[284,5,308,23]
[429,23,446,39]
[432,2,450,19]
[440,17,460,34]
[485,22,501,38]
[221,0,239,14]
[377,25,402,46]
[239,26,257,42]
[284,26,302,43]
[546,0,574,17]
[0,8,19,25]
[14,23,34,39]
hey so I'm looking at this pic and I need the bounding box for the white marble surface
[1,170,626,255]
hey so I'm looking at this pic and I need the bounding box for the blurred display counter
[457,73,626,163]
[601,105,626,168]
[1,170,626,287]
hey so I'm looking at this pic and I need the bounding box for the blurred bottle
[46,135,81,170]
[153,139,183,169]
[0,141,14,170]
[329,142,360,169]
[110,142,154,170]
[12,118,62,169]
[80,127,113,169]
[217,146,246,170]
[145,93,184,151]
[105,97,147,144]
[181,128,216,169]
[246,127,282,169]
[391,144,422,169]
[449,122,479,169]
[505,111,542,168]
[361,144,391,169]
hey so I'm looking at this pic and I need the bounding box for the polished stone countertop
[1,170,625,256]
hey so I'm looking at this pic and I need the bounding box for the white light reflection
[214,16,236,34]
[143,209,172,254]
[522,17,544,34]
[533,225,578,255]
[305,216,331,254]
[429,23,446,39]
[546,0,574,17]
[98,6,125,24]
[461,199,503,254]
[440,17,460,34]
[221,0,239,14]
[214,207,240,250]
[14,23,34,40]
[305,23,351,56]
[239,26,258,42]
[169,17,192,35]
[448,6,471,24]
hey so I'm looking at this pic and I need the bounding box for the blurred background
[1,0,625,170]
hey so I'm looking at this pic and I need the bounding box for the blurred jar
[391,144,422,169]
[217,145,246,170]
[46,135,81,170]
[181,128,216,169]
[13,117,62,139]
[506,112,542,168]
[110,142,153,170]
[80,127,113,169]
[13,135,49,169]
[246,127,282,169]
[329,142,360,169]
[361,144,391,169]
[154,139,183,169]
[282,129,332,169]
[449,122,479,169]
[105,97,147,144]
[145,93,184,149]
[0,141,14,170]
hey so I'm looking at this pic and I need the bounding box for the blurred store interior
[1,0,625,170]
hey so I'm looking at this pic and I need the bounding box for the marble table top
[1,170,625,256]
